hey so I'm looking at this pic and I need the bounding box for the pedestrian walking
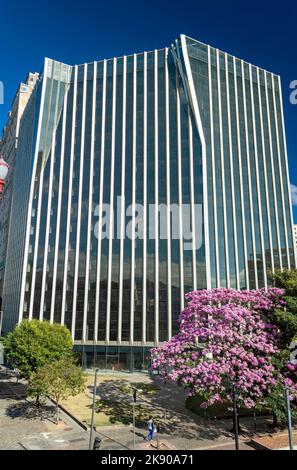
[146,417,155,441]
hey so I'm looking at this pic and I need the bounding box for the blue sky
[0,0,296,220]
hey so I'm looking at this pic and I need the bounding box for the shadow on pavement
[5,400,56,424]
[86,378,232,441]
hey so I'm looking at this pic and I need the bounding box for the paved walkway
[93,421,261,450]
[0,368,89,450]
[0,367,287,451]
[84,372,275,450]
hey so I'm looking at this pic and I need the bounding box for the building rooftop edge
[44,33,280,77]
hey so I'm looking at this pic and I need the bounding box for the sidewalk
[0,368,89,450]
[91,407,277,451]
[0,366,287,451]
[84,373,276,450]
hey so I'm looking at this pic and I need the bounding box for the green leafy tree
[255,349,297,426]
[3,320,73,380]
[270,270,297,346]
[271,269,297,297]
[271,309,297,347]
[266,270,297,425]
[28,357,85,423]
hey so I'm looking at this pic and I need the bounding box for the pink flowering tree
[151,288,292,410]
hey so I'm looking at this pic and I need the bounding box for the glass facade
[75,345,152,372]
[2,36,296,359]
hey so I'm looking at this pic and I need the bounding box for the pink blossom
[151,287,293,409]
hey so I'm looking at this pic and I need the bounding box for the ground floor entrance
[75,345,152,373]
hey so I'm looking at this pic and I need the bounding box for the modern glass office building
[2,35,296,370]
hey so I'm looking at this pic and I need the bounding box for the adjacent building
[1,35,296,370]
[0,73,39,302]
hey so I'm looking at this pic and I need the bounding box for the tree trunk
[56,402,60,424]
[231,415,241,433]
[36,395,40,408]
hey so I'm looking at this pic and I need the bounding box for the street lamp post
[132,403,136,450]
[232,383,240,451]
[285,386,294,451]
[0,310,3,337]
[132,387,137,450]
[89,368,100,450]
[156,423,161,450]
[131,387,143,450]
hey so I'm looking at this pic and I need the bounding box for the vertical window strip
[39,133,56,319]
[154,50,159,344]
[142,53,147,344]
[50,90,69,323]
[241,61,258,288]
[249,64,267,288]
[225,53,239,289]
[71,64,88,339]
[188,114,197,291]
[40,63,63,317]
[264,71,282,269]
[271,77,290,269]
[177,70,184,310]
[29,62,56,319]
[216,49,230,287]
[208,46,220,287]
[165,48,172,340]
[83,61,97,342]
[129,54,136,344]
[256,67,274,274]
[106,58,117,343]
[277,76,297,268]
[94,60,107,341]
[233,58,249,289]
[61,65,78,325]
[19,61,50,320]
[118,56,127,344]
